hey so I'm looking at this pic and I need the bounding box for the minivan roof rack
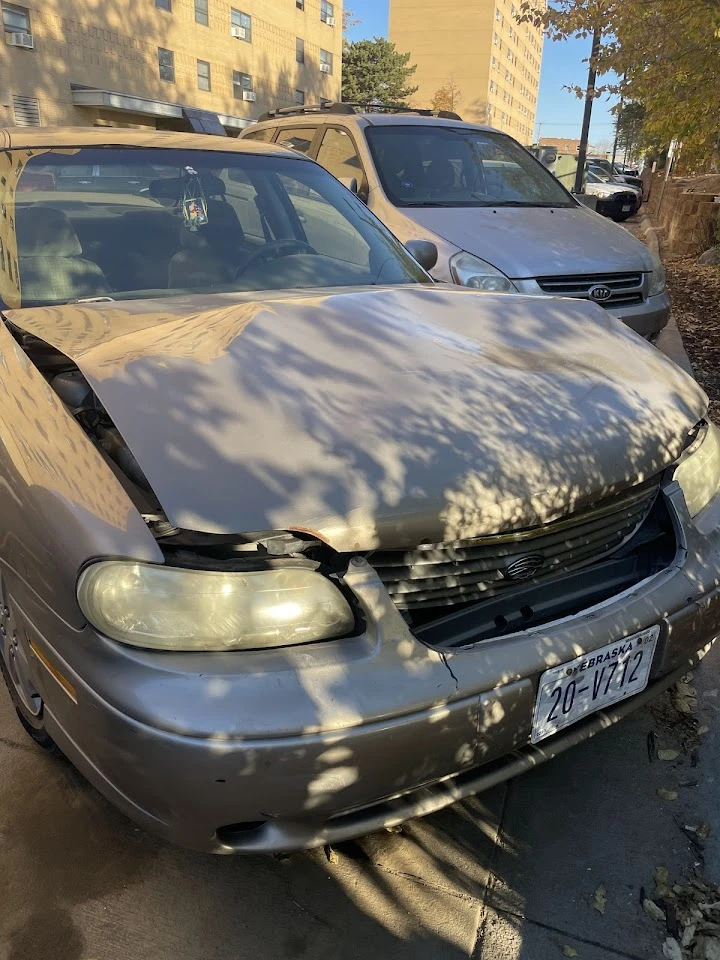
[257,102,463,122]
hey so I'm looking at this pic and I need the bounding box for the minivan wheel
[0,636,58,752]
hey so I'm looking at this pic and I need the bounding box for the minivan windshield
[1,147,429,309]
[366,126,576,209]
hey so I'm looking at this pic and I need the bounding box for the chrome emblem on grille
[588,284,612,303]
[504,554,545,581]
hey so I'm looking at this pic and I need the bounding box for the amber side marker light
[29,640,77,703]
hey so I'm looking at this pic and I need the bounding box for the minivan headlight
[674,422,720,518]
[648,261,666,297]
[449,252,518,292]
[77,561,354,651]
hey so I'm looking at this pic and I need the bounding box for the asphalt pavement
[1,640,718,960]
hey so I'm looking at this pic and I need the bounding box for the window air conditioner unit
[7,32,34,49]
[242,90,256,101]
[320,62,331,73]
[230,25,246,38]
[326,16,336,26]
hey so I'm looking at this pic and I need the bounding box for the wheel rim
[1,624,42,718]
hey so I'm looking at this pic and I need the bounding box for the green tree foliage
[613,100,645,158]
[519,0,720,166]
[341,38,418,105]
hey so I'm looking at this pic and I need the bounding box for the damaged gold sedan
[0,127,718,852]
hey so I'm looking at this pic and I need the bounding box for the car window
[242,127,275,143]
[277,172,369,266]
[366,125,575,209]
[275,128,317,155]
[0,146,429,309]
[316,127,364,185]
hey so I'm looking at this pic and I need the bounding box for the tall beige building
[0,0,343,133]
[389,0,544,143]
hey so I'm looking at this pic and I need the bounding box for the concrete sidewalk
[1,643,718,960]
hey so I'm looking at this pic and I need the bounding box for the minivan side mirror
[339,177,358,194]
[405,239,438,272]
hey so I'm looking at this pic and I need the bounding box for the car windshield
[1,147,429,309]
[365,125,576,209]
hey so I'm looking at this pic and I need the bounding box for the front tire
[0,637,59,753]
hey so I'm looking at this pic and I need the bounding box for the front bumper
[22,485,720,854]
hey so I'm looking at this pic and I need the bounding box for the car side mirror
[405,239,438,272]
[339,177,359,194]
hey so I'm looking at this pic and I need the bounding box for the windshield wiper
[398,201,453,208]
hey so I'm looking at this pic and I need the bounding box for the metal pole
[611,84,624,169]
[573,27,601,194]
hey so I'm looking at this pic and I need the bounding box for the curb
[637,210,695,377]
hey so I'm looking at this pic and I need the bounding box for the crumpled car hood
[8,286,707,551]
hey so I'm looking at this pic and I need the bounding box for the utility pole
[611,80,625,169]
[573,26,602,194]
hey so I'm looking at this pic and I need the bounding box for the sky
[345,1,620,150]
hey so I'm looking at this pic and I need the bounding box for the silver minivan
[241,105,669,340]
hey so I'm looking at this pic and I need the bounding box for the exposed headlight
[449,252,518,292]
[674,422,720,518]
[77,561,354,651]
[648,260,666,297]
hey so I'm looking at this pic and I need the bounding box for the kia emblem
[588,284,612,303]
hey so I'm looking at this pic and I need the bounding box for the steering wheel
[235,239,317,279]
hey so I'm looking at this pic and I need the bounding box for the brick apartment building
[389,0,544,142]
[0,0,343,133]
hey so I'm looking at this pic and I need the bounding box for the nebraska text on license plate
[531,625,659,743]
[622,204,632,211]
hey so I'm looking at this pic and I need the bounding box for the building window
[195,0,208,25]
[295,89,305,104]
[230,8,251,41]
[197,59,211,91]
[320,48,332,74]
[493,32,498,44]
[491,56,497,68]
[158,47,175,82]
[155,0,171,10]
[296,36,304,63]
[320,0,334,23]
[296,0,304,8]
[233,70,253,98]
[489,80,495,93]
[2,2,29,32]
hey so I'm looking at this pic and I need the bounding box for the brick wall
[645,173,720,259]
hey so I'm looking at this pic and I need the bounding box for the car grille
[370,479,660,611]
[536,271,644,308]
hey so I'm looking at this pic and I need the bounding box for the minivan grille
[536,271,644,308]
[370,480,660,611]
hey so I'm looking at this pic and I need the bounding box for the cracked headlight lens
[77,561,354,651]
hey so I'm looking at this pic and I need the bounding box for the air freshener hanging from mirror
[181,165,208,231]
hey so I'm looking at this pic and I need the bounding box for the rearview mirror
[339,177,358,194]
[405,239,438,272]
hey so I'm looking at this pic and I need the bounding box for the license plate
[531,626,659,743]
[622,204,632,212]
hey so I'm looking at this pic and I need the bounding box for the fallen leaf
[659,749,682,761]
[324,844,338,864]
[705,939,720,959]
[662,936,683,960]
[561,947,578,958]
[656,867,671,887]
[703,690,718,698]
[682,924,697,947]
[698,726,710,736]
[659,788,680,801]
[593,884,607,915]
[644,898,667,922]
[697,823,713,841]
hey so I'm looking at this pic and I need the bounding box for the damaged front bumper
[27,484,720,853]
